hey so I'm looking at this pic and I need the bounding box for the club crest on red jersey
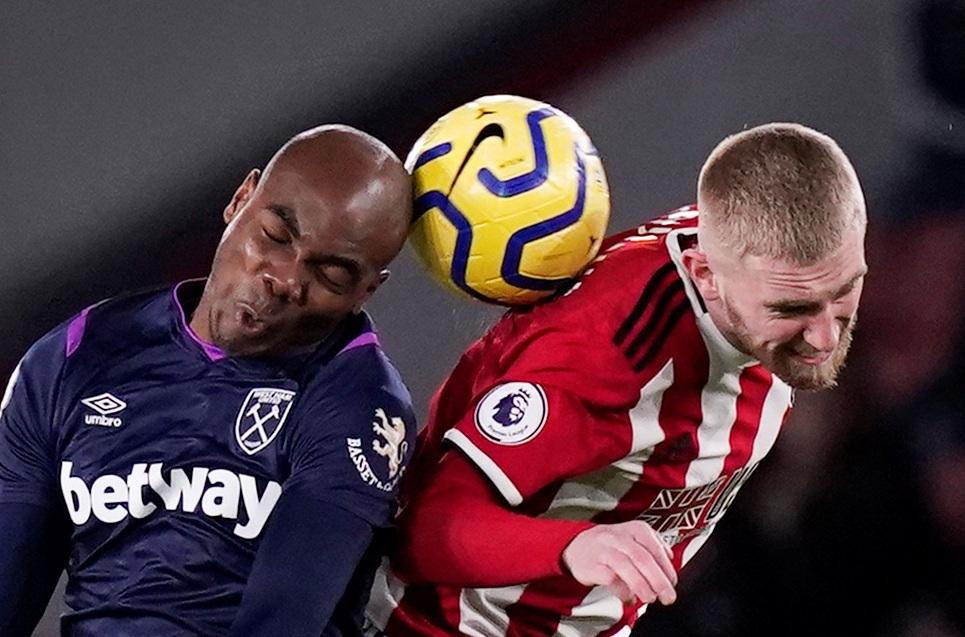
[235,388,296,455]
[474,382,547,446]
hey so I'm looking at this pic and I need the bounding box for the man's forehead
[752,254,867,300]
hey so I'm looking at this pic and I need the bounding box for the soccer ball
[405,95,610,305]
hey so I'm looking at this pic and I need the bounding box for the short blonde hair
[697,123,865,264]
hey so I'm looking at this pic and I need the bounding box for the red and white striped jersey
[368,206,794,636]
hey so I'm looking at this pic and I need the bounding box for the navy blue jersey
[0,280,415,636]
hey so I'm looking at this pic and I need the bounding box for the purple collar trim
[172,280,227,362]
[337,331,380,355]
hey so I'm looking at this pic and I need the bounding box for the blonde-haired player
[367,123,867,636]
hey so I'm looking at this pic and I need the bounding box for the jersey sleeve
[0,328,66,506]
[439,221,696,507]
[441,320,642,506]
[284,356,416,528]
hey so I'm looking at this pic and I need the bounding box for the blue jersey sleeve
[228,495,375,637]
[284,355,417,527]
[0,325,71,635]
[0,326,66,506]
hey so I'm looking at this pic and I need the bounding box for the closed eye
[263,226,289,244]
[316,264,356,294]
[767,302,821,317]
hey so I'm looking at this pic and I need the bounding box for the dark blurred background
[2,1,962,635]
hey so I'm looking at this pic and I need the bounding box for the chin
[768,353,847,391]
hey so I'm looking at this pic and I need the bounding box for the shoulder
[4,286,173,424]
[60,285,173,364]
[292,318,415,439]
[8,285,166,392]
[478,206,701,406]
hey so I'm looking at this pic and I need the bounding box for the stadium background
[2,1,962,635]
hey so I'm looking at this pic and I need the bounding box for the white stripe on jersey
[627,358,674,454]
[750,379,793,464]
[555,586,626,637]
[458,585,526,637]
[444,429,524,506]
[685,354,745,487]
[542,359,674,519]
[366,557,404,630]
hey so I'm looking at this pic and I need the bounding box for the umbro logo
[81,392,126,428]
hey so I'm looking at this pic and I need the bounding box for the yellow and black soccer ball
[406,95,610,305]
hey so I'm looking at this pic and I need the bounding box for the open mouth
[236,302,267,333]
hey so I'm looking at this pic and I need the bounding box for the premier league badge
[235,388,296,455]
[474,382,548,446]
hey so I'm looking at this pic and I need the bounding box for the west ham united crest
[235,388,296,455]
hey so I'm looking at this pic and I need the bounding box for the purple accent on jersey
[337,331,380,355]
[65,306,93,358]
[171,281,227,361]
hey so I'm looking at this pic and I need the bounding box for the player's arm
[227,488,376,636]
[394,450,676,606]
[0,502,71,636]
[0,340,71,635]
[396,378,677,605]
[230,387,416,636]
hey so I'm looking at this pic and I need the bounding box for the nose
[802,308,840,354]
[262,262,306,306]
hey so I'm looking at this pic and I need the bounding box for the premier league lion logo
[475,382,547,446]
[491,388,531,427]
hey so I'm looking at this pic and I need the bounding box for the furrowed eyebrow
[267,204,301,238]
[766,269,868,314]
[832,270,867,299]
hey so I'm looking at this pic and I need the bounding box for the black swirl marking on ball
[446,123,504,197]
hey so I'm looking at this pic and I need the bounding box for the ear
[353,270,391,314]
[223,169,261,224]
[681,247,720,302]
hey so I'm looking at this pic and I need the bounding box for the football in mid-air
[405,95,610,305]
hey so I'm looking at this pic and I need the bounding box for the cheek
[241,235,267,270]
[760,317,806,346]
[304,288,363,317]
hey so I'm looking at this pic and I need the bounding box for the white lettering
[202,469,240,519]
[84,414,123,428]
[90,474,128,523]
[126,463,155,518]
[149,464,208,512]
[61,461,281,538]
[346,439,397,493]
[60,461,91,524]
[235,475,282,539]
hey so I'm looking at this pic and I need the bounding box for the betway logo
[60,461,281,539]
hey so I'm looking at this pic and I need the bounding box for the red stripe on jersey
[724,365,773,474]
[503,317,711,636]
[386,584,462,636]
[503,576,590,635]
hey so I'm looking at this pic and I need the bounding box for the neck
[188,290,214,344]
